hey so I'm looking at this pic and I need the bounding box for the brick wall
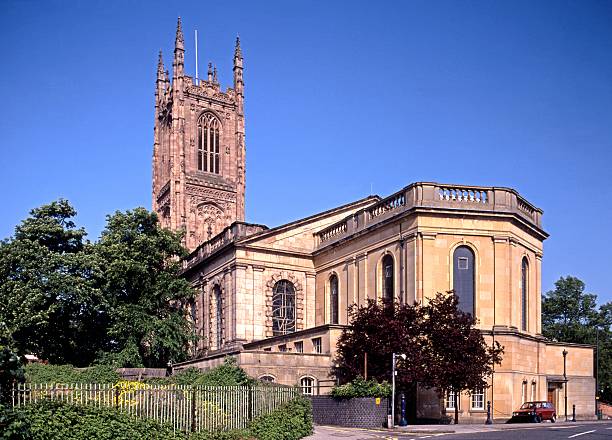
[309,396,389,428]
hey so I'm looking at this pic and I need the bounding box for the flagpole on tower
[195,29,199,85]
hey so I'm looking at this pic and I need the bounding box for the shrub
[1,396,313,440]
[0,403,30,440]
[149,357,254,387]
[330,376,391,398]
[1,400,186,440]
[24,363,120,384]
[189,429,252,440]
[249,396,313,440]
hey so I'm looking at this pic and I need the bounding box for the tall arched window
[197,113,220,174]
[214,285,223,349]
[272,280,296,336]
[382,254,394,302]
[453,246,475,316]
[329,275,339,324]
[521,257,529,331]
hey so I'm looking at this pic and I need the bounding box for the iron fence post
[190,387,197,432]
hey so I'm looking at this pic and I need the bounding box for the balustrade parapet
[182,222,267,270]
[315,181,544,249]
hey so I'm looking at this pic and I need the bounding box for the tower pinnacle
[234,36,242,61]
[175,17,184,49]
[157,50,165,78]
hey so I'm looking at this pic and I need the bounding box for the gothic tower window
[197,113,221,174]
[214,285,223,348]
[272,280,296,336]
[453,246,475,316]
[329,274,339,324]
[521,257,529,331]
[382,254,394,302]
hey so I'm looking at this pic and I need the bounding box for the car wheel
[551,414,556,423]
[535,415,542,423]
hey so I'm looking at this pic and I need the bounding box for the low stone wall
[309,396,389,428]
[116,368,168,380]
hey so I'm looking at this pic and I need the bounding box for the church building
[154,19,595,422]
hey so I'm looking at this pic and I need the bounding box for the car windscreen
[520,403,534,409]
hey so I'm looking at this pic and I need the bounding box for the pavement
[307,421,612,440]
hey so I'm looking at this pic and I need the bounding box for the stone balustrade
[183,222,267,270]
[315,182,543,248]
[367,190,406,219]
[437,186,488,204]
[318,220,348,242]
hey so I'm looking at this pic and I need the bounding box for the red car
[511,401,557,423]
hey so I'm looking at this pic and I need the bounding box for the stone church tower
[152,18,246,250]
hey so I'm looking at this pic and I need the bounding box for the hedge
[249,396,313,440]
[0,396,313,440]
[24,364,120,384]
[0,400,184,440]
[330,377,391,398]
[147,357,254,387]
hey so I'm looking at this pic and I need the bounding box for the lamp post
[563,349,568,422]
[596,327,600,419]
[391,353,406,428]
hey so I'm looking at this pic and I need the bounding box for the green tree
[0,200,105,365]
[542,277,599,343]
[94,208,196,368]
[0,201,199,369]
[542,276,612,402]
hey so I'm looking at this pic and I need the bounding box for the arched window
[300,376,316,395]
[259,375,276,383]
[329,274,339,324]
[382,254,394,302]
[453,246,475,316]
[197,113,221,174]
[272,280,296,336]
[521,258,529,331]
[214,285,223,349]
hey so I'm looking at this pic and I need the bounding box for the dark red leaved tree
[422,291,504,424]
[334,292,504,425]
[333,299,428,390]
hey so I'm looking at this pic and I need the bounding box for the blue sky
[1,1,611,303]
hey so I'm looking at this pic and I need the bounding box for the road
[308,422,612,440]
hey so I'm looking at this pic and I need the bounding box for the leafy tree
[542,277,600,343]
[93,208,195,368]
[542,276,612,402]
[333,299,428,389]
[421,292,503,424]
[334,293,503,424]
[0,201,198,369]
[0,200,105,365]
